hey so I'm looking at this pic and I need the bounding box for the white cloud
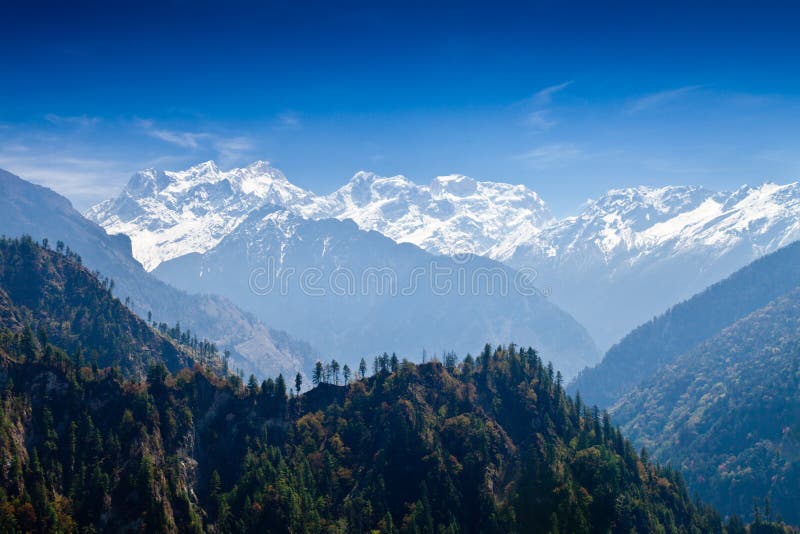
[148,129,209,149]
[215,136,254,163]
[277,111,302,130]
[138,119,254,162]
[136,118,209,149]
[529,81,573,107]
[514,82,572,130]
[526,110,557,131]
[44,113,102,127]
[627,85,702,113]
[0,151,131,208]
[516,143,582,168]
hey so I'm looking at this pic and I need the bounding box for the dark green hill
[612,286,800,524]
[569,240,800,408]
[0,236,201,376]
[0,340,727,532]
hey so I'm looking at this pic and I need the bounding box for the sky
[2,0,800,215]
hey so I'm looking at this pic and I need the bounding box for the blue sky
[2,0,800,214]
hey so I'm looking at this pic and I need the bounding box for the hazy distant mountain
[153,206,599,378]
[508,183,800,349]
[568,240,800,408]
[611,284,800,523]
[87,160,800,351]
[0,168,314,379]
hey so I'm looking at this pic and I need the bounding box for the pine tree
[275,374,287,399]
[331,360,340,385]
[342,364,351,384]
[247,374,260,396]
[313,361,323,386]
[295,373,303,395]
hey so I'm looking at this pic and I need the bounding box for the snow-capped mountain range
[509,182,800,349]
[86,161,554,271]
[87,160,800,349]
[298,170,553,262]
[509,182,800,271]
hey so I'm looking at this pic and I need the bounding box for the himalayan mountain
[0,168,315,380]
[88,160,800,353]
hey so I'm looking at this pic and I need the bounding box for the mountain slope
[0,168,313,379]
[0,236,199,376]
[0,332,728,532]
[611,286,800,523]
[153,206,599,379]
[569,240,800,408]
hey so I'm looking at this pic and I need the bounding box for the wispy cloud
[148,129,210,149]
[626,85,702,113]
[0,151,132,206]
[138,119,254,162]
[529,81,573,107]
[0,117,264,209]
[515,82,572,131]
[44,113,102,128]
[276,111,302,130]
[515,143,582,168]
[215,136,254,163]
[526,110,558,131]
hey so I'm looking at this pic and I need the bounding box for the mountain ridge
[87,161,800,350]
[0,168,314,380]
[611,283,800,523]
[568,239,800,408]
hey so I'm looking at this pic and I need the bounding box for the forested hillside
[612,286,800,525]
[1,341,733,533]
[570,240,800,408]
[0,236,205,376]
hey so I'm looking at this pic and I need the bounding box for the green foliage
[0,236,210,378]
[572,240,800,408]
[0,336,734,533]
[614,287,800,525]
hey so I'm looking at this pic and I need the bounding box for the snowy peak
[304,170,554,258]
[591,185,715,214]
[153,159,300,200]
[86,160,316,270]
[509,181,800,270]
[430,174,478,198]
[570,185,719,241]
[333,171,418,206]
